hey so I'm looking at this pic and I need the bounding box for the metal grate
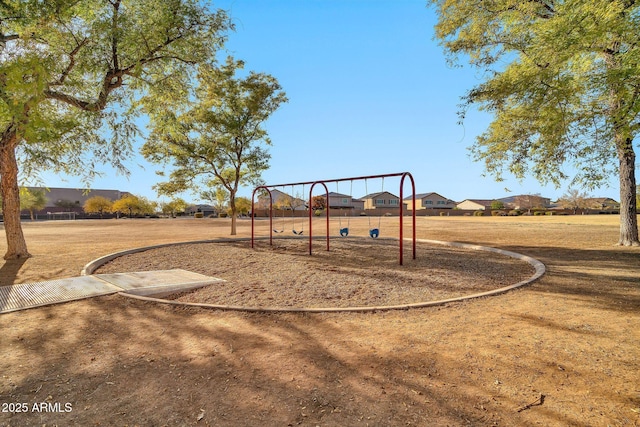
[0,276,121,314]
[0,270,224,314]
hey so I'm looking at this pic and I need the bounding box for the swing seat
[369,228,379,239]
[273,229,284,233]
[339,227,349,237]
[292,229,304,235]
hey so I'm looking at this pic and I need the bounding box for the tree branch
[0,33,19,44]
[51,37,90,86]
[529,0,555,18]
[45,68,123,112]
[110,0,121,71]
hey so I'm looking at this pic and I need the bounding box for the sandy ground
[0,216,639,426]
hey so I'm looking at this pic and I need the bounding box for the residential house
[456,199,495,211]
[258,189,307,210]
[187,204,216,217]
[404,192,457,210]
[360,191,401,209]
[326,192,364,210]
[498,195,551,210]
[585,197,620,211]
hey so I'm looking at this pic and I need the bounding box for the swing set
[336,180,353,237]
[273,185,305,235]
[251,172,416,265]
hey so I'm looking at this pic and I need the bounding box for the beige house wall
[457,200,488,210]
[327,193,363,210]
[407,193,456,210]
[362,192,400,209]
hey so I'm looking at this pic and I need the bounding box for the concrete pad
[95,269,225,297]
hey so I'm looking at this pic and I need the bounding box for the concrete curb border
[82,237,546,313]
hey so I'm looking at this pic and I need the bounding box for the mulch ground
[95,238,535,308]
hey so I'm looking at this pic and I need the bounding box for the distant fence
[252,207,621,218]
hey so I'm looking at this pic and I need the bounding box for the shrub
[194,212,204,218]
[534,211,544,216]
[473,210,484,216]
[508,210,521,216]
[439,211,448,216]
[545,211,554,216]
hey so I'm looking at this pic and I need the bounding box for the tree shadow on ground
[0,258,27,287]
[441,239,640,314]
[2,287,636,427]
[0,295,573,426]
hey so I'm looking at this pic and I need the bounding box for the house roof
[498,195,551,203]
[360,191,399,199]
[403,192,453,201]
[459,199,495,206]
[586,197,619,203]
[326,191,351,198]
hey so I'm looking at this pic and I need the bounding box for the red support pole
[399,172,416,265]
[251,186,273,248]
[308,181,330,255]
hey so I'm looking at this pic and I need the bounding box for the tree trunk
[616,136,639,246]
[230,196,237,236]
[0,130,31,259]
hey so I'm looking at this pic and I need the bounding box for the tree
[557,189,591,214]
[514,194,548,213]
[429,0,640,246]
[160,198,187,218]
[490,200,504,210]
[19,188,47,220]
[312,195,326,211]
[83,196,113,218]
[142,57,288,235]
[273,193,293,211]
[139,197,158,216]
[111,194,154,218]
[201,187,229,216]
[0,1,230,259]
[234,196,252,217]
[284,192,306,211]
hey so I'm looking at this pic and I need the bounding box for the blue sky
[41,0,619,203]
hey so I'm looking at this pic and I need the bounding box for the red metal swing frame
[251,172,416,265]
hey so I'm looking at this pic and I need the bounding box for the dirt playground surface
[1,216,639,426]
[95,238,535,309]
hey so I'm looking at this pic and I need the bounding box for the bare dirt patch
[96,238,534,308]
[1,216,639,426]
